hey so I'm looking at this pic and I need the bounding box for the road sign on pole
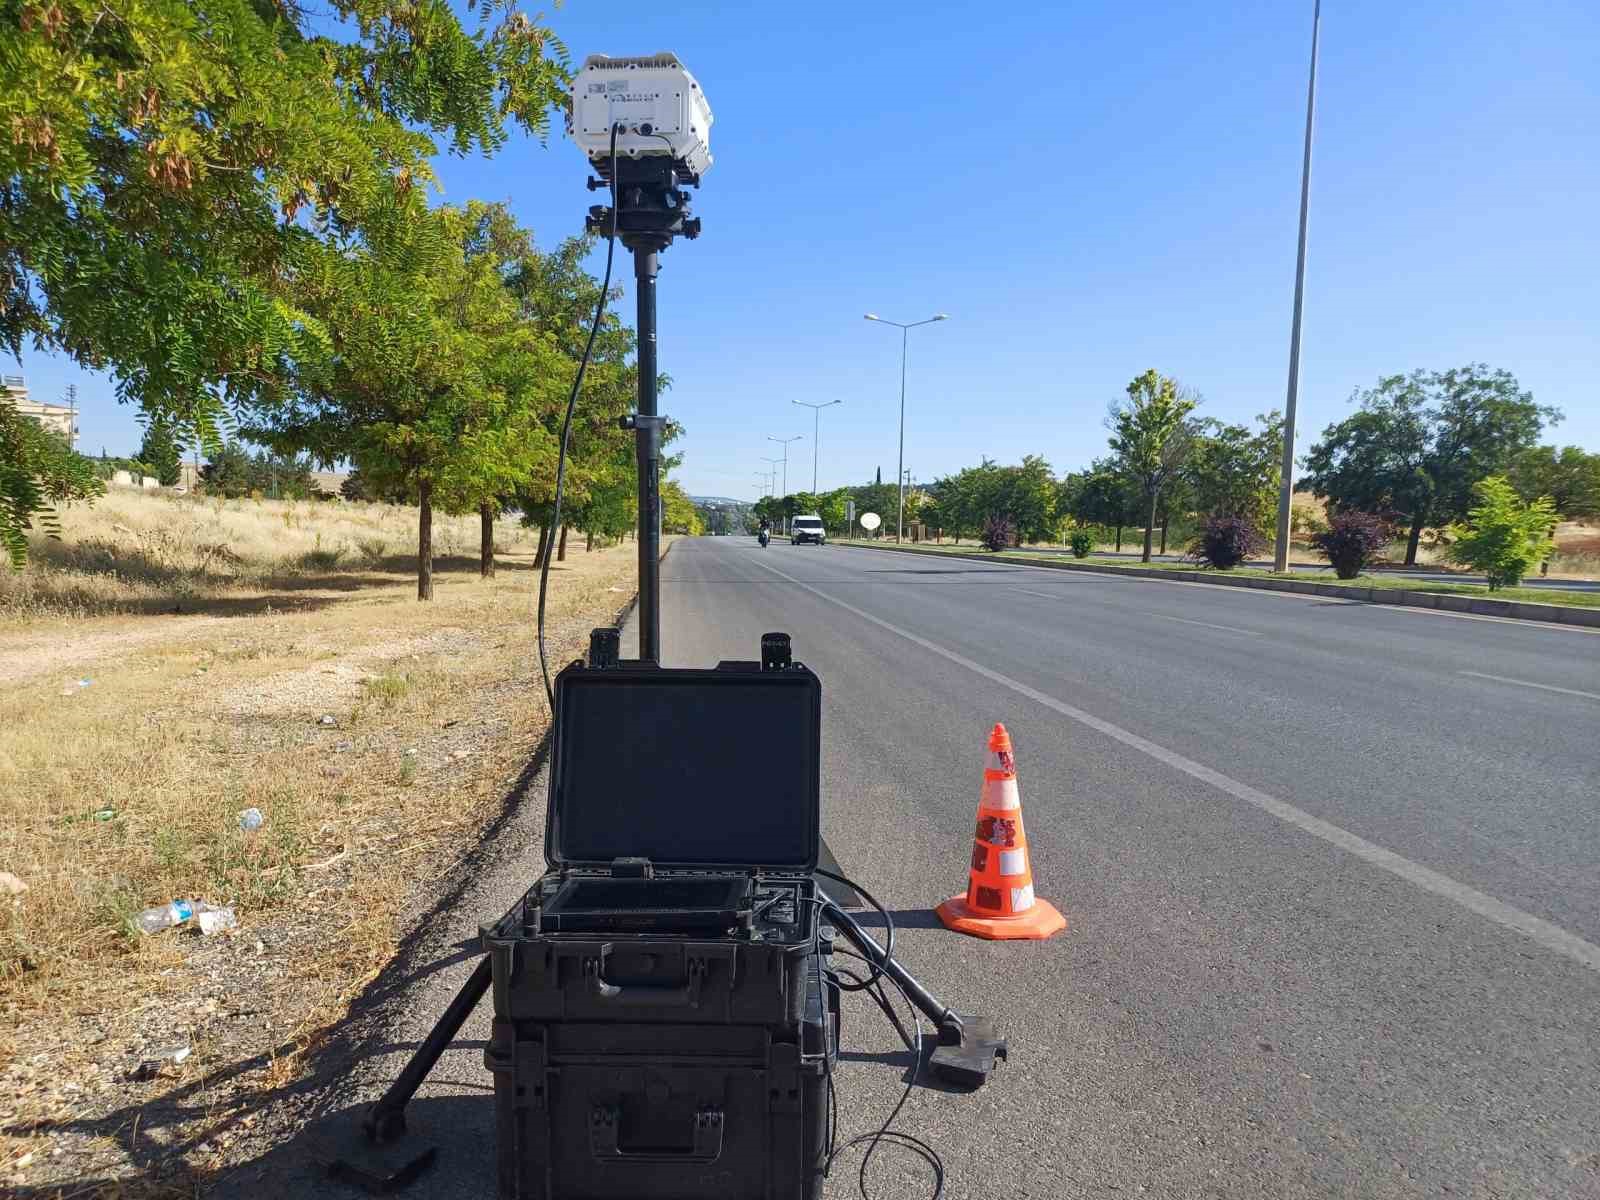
[860,511,881,538]
[846,499,856,537]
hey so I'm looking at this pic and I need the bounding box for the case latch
[760,631,792,671]
[609,856,653,878]
[588,627,621,668]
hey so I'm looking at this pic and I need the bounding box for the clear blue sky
[7,0,1597,501]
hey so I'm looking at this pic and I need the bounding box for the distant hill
[689,495,750,507]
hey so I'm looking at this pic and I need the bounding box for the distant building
[2,374,79,448]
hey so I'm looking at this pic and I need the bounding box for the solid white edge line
[1460,671,1600,701]
[749,550,1600,973]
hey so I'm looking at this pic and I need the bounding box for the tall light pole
[865,312,948,542]
[764,438,800,502]
[1274,0,1321,573]
[759,457,782,497]
[792,399,842,492]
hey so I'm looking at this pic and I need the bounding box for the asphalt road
[219,538,1600,1200]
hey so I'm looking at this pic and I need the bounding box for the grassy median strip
[0,491,648,1194]
[836,539,1600,610]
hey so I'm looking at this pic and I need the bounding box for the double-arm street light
[864,312,948,541]
[759,456,783,499]
[792,399,842,493]
[766,434,803,501]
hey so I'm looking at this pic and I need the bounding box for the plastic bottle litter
[196,907,238,935]
[237,807,264,832]
[133,899,235,936]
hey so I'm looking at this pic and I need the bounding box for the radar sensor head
[569,52,714,179]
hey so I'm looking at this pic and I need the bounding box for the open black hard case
[482,656,835,1200]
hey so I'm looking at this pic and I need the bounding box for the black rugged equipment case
[483,657,835,1200]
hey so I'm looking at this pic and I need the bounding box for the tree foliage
[927,456,1057,544]
[1446,475,1558,589]
[136,417,183,486]
[2,0,567,426]
[1183,411,1282,533]
[200,443,318,500]
[1301,366,1558,564]
[1108,370,1197,562]
[1,395,103,566]
[1508,445,1600,520]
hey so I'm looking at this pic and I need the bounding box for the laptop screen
[551,670,819,868]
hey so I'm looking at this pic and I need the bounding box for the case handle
[587,952,705,1008]
[589,1104,725,1163]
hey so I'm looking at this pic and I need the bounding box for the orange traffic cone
[936,723,1066,940]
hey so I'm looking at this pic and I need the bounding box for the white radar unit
[570,52,714,180]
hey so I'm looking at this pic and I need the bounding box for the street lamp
[865,312,948,542]
[759,457,782,498]
[792,399,842,493]
[1273,0,1321,573]
[764,435,800,499]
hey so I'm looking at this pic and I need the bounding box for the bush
[980,514,1014,552]
[1187,514,1265,570]
[1446,475,1558,590]
[1068,529,1093,558]
[1311,510,1392,580]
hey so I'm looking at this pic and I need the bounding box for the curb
[836,542,1600,629]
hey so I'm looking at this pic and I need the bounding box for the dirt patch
[1,512,661,1196]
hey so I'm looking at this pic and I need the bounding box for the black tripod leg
[821,901,1008,1089]
[364,957,493,1141]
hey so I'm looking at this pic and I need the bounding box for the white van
[790,515,826,546]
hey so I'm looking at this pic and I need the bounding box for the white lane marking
[1378,603,1600,634]
[1142,612,1261,636]
[1460,671,1600,701]
[750,553,1600,973]
[1014,588,1082,600]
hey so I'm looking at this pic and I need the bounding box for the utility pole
[766,435,802,530]
[1273,0,1321,573]
[865,312,948,542]
[792,399,841,492]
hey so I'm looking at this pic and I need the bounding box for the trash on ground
[0,870,27,898]
[134,899,234,935]
[196,906,238,935]
[237,807,264,832]
[318,713,337,726]
[131,1044,191,1080]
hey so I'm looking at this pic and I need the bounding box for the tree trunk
[1142,493,1157,563]
[557,525,568,562]
[1159,521,1168,555]
[479,502,495,578]
[586,529,594,552]
[533,523,550,567]
[417,480,434,601]
[1115,523,1123,553]
[1404,509,1427,566]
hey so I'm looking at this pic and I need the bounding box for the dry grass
[0,487,538,623]
[0,487,650,1194]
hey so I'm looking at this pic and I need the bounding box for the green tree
[1508,445,1600,520]
[2,0,568,433]
[1183,411,1283,533]
[1,395,103,567]
[1301,366,1558,565]
[661,480,703,535]
[1446,475,1558,589]
[1065,458,1139,552]
[1108,370,1197,562]
[254,202,547,598]
[136,417,184,486]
